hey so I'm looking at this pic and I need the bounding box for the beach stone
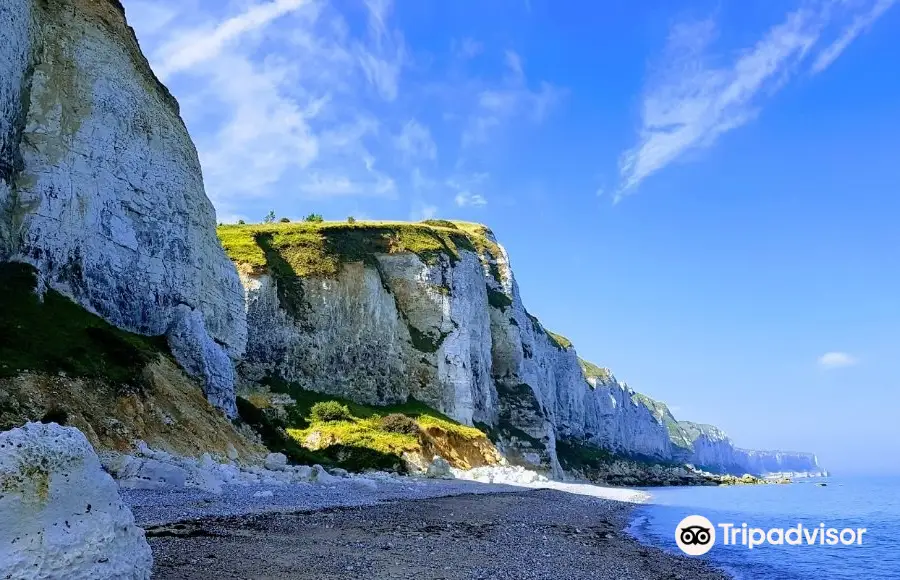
[425,456,453,479]
[293,465,314,482]
[0,422,152,579]
[311,464,338,484]
[264,453,289,471]
[113,457,189,491]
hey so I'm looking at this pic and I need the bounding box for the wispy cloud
[462,51,565,146]
[455,192,488,207]
[355,0,405,101]
[818,351,858,369]
[617,0,896,198]
[154,0,310,79]
[811,0,897,73]
[126,0,563,220]
[453,37,483,59]
[394,120,437,161]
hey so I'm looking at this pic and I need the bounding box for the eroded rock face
[0,422,152,580]
[0,0,246,416]
[235,227,820,476]
[240,252,496,426]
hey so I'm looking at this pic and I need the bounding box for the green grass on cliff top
[545,330,573,351]
[0,262,168,384]
[579,358,610,381]
[217,219,505,281]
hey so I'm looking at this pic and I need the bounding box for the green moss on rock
[241,377,487,472]
[546,330,573,351]
[579,358,610,381]
[0,262,168,385]
[487,286,513,311]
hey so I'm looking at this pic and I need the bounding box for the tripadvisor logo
[675,515,868,556]
[675,515,716,556]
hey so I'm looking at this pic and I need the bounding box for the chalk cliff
[0,0,818,477]
[0,0,246,416]
[223,221,820,477]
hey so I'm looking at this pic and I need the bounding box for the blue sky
[125,0,900,474]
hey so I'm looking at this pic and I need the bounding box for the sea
[628,477,900,579]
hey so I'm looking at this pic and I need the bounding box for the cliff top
[217,219,505,280]
[579,358,611,381]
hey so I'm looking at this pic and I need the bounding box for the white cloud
[355,0,405,101]
[126,0,562,217]
[505,50,524,80]
[455,191,488,207]
[394,120,437,161]
[617,0,896,198]
[129,0,412,214]
[454,37,483,59]
[818,352,858,369]
[154,0,310,79]
[462,51,565,146]
[811,0,897,73]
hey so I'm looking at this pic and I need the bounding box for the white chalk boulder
[425,456,453,479]
[0,422,152,580]
[264,452,289,471]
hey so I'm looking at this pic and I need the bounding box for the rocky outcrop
[237,230,495,427]
[0,422,152,579]
[226,221,821,478]
[0,0,246,416]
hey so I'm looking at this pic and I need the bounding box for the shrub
[379,413,420,435]
[279,217,291,223]
[237,219,246,225]
[310,401,352,423]
[304,213,325,223]
[347,216,357,224]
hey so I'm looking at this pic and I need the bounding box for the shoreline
[128,479,729,579]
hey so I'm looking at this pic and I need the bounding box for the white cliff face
[234,224,820,476]
[240,251,495,425]
[583,377,672,459]
[0,0,246,416]
[736,449,820,474]
[0,422,152,580]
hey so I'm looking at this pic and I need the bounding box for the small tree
[279,217,291,223]
[347,216,357,224]
[379,413,420,435]
[237,219,246,225]
[304,213,324,223]
[263,210,276,224]
[310,401,352,423]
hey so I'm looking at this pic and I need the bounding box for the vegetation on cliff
[579,358,611,381]
[546,330,574,351]
[0,262,261,457]
[217,220,505,282]
[0,262,168,385]
[237,378,499,472]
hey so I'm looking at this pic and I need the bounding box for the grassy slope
[0,262,169,384]
[238,378,488,472]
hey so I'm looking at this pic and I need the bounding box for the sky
[124,0,900,475]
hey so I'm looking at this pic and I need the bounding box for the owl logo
[675,515,716,556]
[679,525,712,546]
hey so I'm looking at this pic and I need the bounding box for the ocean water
[629,477,900,579]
